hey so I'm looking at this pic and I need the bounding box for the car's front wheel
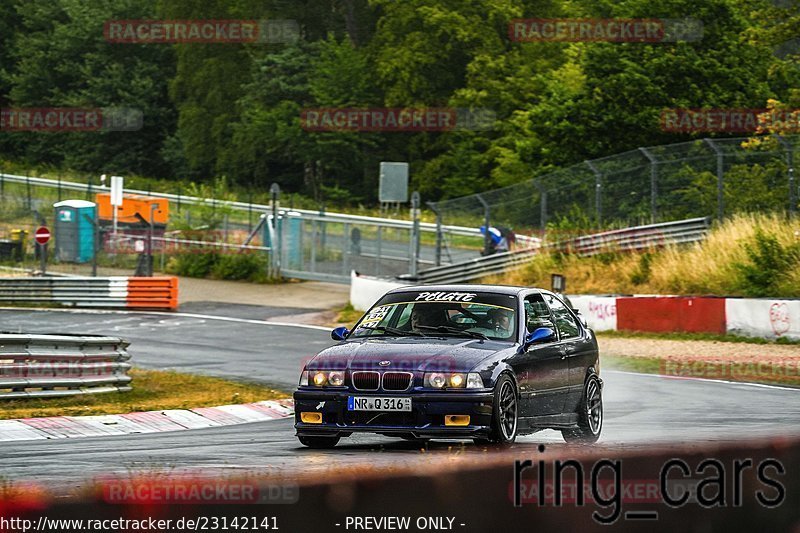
[298,435,340,448]
[475,374,518,445]
[562,374,603,444]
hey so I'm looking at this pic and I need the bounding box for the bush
[210,252,269,282]
[733,228,800,297]
[165,251,271,282]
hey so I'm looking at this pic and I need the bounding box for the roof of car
[387,284,542,296]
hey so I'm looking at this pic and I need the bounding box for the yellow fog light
[449,374,464,388]
[444,415,470,426]
[301,412,323,424]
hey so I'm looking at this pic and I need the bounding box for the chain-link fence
[431,135,800,236]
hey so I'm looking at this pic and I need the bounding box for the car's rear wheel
[475,374,518,445]
[298,435,340,448]
[562,375,602,444]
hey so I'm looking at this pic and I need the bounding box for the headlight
[427,372,447,388]
[306,370,346,387]
[466,372,484,389]
[328,371,345,386]
[425,372,476,389]
[299,371,308,386]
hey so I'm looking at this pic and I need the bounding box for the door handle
[559,345,568,359]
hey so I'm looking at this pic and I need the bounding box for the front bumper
[293,389,494,439]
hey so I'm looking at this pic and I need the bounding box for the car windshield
[350,290,518,341]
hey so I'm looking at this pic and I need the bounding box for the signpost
[110,175,124,251]
[35,226,50,275]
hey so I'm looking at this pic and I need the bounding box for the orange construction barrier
[126,276,178,310]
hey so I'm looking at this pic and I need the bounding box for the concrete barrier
[726,298,800,341]
[349,271,407,311]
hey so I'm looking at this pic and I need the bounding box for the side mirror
[575,310,588,328]
[331,326,350,341]
[524,327,556,349]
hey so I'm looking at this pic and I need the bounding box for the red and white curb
[0,399,295,442]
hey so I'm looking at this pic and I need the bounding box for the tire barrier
[0,276,178,310]
[0,333,131,399]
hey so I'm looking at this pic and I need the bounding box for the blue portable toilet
[53,200,96,263]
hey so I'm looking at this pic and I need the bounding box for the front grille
[382,372,412,391]
[352,371,379,391]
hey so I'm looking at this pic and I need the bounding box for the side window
[524,294,555,333]
[545,294,580,339]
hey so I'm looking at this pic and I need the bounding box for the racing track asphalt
[1,306,799,492]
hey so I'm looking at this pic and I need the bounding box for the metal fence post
[585,160,603,225]
[427,202,443,267]
[409,191,421,277]
[703,138,725,221]
[476,194,492,255]
[639,147,658,223]
[270,183,281,277]
[777,136,797,218]
[536,184,548,231]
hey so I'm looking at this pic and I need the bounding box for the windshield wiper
[355,325,427,337]
[415,325,488,340]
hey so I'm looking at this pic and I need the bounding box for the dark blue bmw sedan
[293,285,602,448]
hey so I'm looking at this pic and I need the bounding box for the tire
[562,375,603,444]
[476,374,518,445]
[298,435,340,448]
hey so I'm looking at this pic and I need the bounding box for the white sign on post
[110,176,124,206]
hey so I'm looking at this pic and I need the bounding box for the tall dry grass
[490,213,800,296]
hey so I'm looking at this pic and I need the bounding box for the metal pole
[476,194,491,255]
[703,138,725,220]
[537,184,548,231]
[376,226,383,277]
[585,160,603,225]
[39,243,47,276]
[410,191,421,277]
[428,201,443,266]
[777,136,797,218]
[270,183,280,276]
[639,147,658,223]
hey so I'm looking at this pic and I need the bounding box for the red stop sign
[35,226,51,245]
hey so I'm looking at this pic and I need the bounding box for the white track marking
[0,307,331,331]
[605,370,800,392]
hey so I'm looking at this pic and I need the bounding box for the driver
[488,307,513,336]
[410,304,447,330]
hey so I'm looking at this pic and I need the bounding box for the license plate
[347,396,411,412]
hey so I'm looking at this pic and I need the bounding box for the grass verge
[0,368,286,420]
[335,303,364,327]
[603,354,800,388]
[597,330,800,345]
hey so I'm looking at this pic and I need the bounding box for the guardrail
[0,333,131,399]
[400,217,711,284]
[0,276,178,309]
[560,216,711,256]
[0,172,480,237]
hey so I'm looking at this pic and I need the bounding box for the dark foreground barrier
[1,436,797,532]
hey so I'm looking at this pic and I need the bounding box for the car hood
[307,337,512,373]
